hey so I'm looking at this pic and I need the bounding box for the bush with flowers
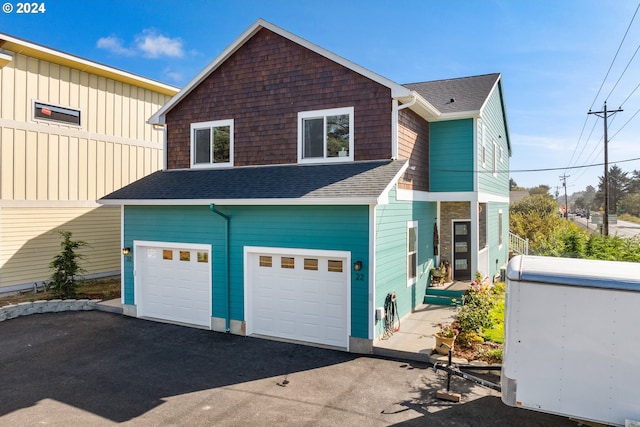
[437,322,459,338]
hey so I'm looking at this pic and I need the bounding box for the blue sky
[2,0,639,193]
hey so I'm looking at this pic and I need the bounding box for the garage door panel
[248,250,349,348]
[137,244,211,328]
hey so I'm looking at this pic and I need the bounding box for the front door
[453,221,471,281]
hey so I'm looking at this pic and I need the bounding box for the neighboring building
[510,190,530,204]
[0,33,179,294]
[100,20,511,353]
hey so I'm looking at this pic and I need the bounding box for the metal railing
[509,232,529,255]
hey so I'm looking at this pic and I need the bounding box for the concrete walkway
[373,303,459,362]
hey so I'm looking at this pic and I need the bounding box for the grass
[0,276,121,307]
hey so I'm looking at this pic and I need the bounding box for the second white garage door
[135,241,212,328]
[245,247,350,349]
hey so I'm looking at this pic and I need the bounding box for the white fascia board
[98,197,378,206]
[397,189,509,204]
[479,74,502,115]
[376,161,410,205]
[405,91,440,121]
[0,33,178,96]
[149,19,411,125]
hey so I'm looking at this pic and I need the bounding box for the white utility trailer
[502,255,640,426]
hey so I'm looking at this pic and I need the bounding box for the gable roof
[149,19,421,125]
[99,160,408,205]
[404,73,501,116]
[0,33,179,96]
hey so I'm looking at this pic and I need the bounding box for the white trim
[377,161,410,205]
[0,199,109,208]
[407,221,418,287]
[498,209,504,249]
[395,188,509,204]
[120,205,125,304]
[0,32,178,96]
[297,107,354,164]
[133,240,213,327]
[149,19,411,125]
[479,75,502,116]
[32,99,82,128]
[492,139,497,177]
[391,99,399,160]
[243,245,351,350]
[0,117,164,151]
[368,204,376,340]
[190,119,234,168]
[99,197,380,206]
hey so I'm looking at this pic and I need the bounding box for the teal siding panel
[375,186,437,338]
[430,119,474,192]
[123,204,370,339]
[486,202,509,279]
[226,205,370,339]
[478,87,510,197]
[122,206,226,306]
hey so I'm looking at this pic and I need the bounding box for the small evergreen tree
[48,230,88,298]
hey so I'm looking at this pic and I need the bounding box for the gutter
[210,204,231,332]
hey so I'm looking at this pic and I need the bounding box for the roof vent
[449,98,455,103]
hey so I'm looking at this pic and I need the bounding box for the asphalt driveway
[0,311,575,426]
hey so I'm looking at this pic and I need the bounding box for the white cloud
[96,36,135,56]
[96,29,184,59]
[135,30,184,58]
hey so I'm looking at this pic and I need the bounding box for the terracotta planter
[434,333,456,355]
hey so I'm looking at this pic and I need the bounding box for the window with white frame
[34,101,81,126]
[500,146,504,163]
[407,221,418,286]
[492,140,497,176]
[498,210,503,246]
[298,107,353,163]
[191,119,233,168]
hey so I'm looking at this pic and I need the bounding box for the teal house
[100,20,511,354]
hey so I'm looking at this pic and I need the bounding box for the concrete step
[424,295,460,306]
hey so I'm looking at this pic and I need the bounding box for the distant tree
[595,166,629,213]
[511,194,558,218]
[527,185,552,198]
[620,193,640,216]
[509,178,525,191]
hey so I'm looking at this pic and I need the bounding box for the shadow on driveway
[0,311,577,426]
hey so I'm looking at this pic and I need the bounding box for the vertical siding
[0,52,172,202]
[375,186,437,338]
[123,205,371,339]
[0,207,120,287]
[477,86,510,197]
[429,119,474,192]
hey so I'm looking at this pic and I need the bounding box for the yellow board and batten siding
[0,41,177,290]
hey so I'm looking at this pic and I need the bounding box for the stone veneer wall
[0,299,101,321]
[440,202,471,266]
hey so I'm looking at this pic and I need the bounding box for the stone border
[0,299,102,322]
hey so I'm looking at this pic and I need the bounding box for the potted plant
[434,322,459,355]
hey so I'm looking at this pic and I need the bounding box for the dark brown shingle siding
[166,28,392,169]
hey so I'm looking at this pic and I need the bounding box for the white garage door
[135,241,212,328]
[246,248,350,349]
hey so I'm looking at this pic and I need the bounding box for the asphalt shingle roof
[404,73,500,114]
[100,160,407,202]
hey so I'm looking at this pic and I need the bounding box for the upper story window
[298,107,354,163]
[492,140,497,176]
[191,119,233,168]
[33,101,81,127]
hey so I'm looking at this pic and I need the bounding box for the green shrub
[48,230,88,298]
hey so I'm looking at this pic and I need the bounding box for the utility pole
[560,174,570,219]
[588,102,623,236]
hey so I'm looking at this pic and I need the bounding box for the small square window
[304,258,318,271]
[180,251,190,261]
[197,252,208,263]
[281,257,295,269]
[328,260,343,273]
[259,256,272,267]
[162,250,173,260]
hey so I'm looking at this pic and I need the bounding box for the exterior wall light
[353,260,363,271]
[122,247,131,255]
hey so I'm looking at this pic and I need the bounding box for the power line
[431,155,640,174]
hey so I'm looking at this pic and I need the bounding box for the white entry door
[135,241,211,328]
[245,247,350,349]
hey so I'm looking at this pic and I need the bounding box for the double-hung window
[407,221,418,287]
[298,107,354,163]
[191,119,233,168]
